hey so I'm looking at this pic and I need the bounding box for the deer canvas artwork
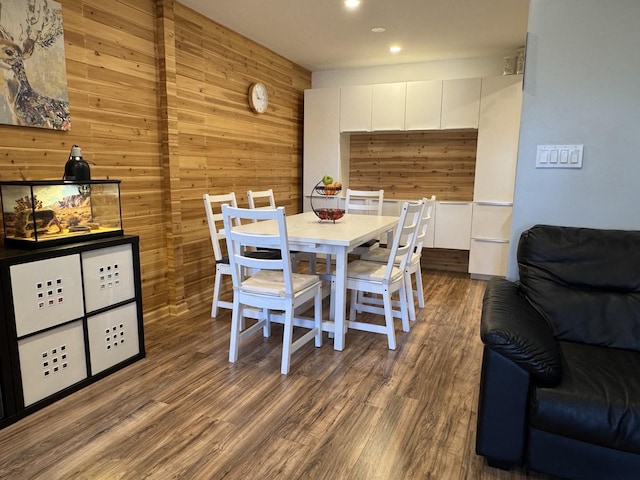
[0,0,70,130]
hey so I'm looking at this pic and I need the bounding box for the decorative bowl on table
[310,179,344,223]
[314,208,345,222]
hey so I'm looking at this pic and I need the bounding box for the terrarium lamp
[64,145,92,197]
[64,145,91,182]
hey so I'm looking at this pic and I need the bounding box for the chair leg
[405,271,416,322]
[212,268,223,318]
[382,291,397,350]
[329,276,336,320]
[314,288,323,347]
[281,305,295,375]
[398,285,410,333]
[262,308,271,337]
[349,288,357,322]
[415,264,425,309]
[325,254,333,274]
[229,298,242,363]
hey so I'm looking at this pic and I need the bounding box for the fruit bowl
[314,185,341,196]
[313,208,345,223]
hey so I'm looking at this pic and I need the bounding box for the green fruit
[322,174,333,185]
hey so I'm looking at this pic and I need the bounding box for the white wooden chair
[247,188,317,273]
[361,195,435,321]
[222,205,323,375]
[344,188,385,254]
[338,200,423,349]
[203,192,239,318]
[247,188,276,211]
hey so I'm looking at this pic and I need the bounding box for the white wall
[508,0,640,279]
[312,56,504,88]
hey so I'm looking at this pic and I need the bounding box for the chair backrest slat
[345,189,384,216]
[413,195,436,253]
[247,189,276,211]
[383,200,424,280]
[222,205,295,296]
[203,192,239,261]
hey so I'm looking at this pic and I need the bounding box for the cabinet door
[471,203,512,240]
[82,244,135,313]
[340,85,372,132]
[433,201,473,250]
[18,320,87,406]
[405,80,442,130]
[474,75,523,203]
[87,302,140,375]
[469,203,513,276]
[441,78,481,129]
[304,88,342,209]
[469,239,510,277]
[11,254,84,338]
[371,83,406,131]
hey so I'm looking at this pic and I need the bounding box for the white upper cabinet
[304,87,342,209]
[340,85,372,132]
[405,80,443,130]
[371,83,406,131]
[474,75,523,203]
[440,78,482,129]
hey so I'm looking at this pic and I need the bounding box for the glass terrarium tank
[0,180,123,248]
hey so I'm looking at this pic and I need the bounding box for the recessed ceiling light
[371,27,386,33]
[389,45,402,54]
[344,0,360,8]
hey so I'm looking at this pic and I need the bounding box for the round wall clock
[248,82,269,114]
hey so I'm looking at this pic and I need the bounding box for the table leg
[333,249,348,351]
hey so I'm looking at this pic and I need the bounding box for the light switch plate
[536,144,583,168]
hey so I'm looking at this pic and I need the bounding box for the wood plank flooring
[0,271,552,479]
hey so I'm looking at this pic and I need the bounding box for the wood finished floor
[0,271,553,479]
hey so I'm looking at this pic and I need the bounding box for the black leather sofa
[476,225,640,479]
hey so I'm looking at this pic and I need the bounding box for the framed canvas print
[0,0,70,130]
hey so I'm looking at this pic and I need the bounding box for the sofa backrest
[517,224,640,350]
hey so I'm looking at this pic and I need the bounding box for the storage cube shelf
[0,235,144,429]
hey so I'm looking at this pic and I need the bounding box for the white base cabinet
[434,202,473,250]
[469,203,513,277]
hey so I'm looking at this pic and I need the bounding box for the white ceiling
[178,0,530,72]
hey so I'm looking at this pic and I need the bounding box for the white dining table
[232,211,399,350]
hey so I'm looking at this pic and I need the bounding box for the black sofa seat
[532,341,640,454]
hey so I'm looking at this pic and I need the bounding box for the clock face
[249,82,268,114]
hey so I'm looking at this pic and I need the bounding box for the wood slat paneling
[0,0,311,321]
[349,130,478,202]
[174,2,309,315]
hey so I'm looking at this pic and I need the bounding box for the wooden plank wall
[0,0,311,322]
[349,130,478,201]
[174,4,310,316]
[0,0,168,318]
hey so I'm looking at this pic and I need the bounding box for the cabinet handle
[473,201,513,206]
[438,201,471,205]
[472,237,510,243]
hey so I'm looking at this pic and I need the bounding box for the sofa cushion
[517,225,640,350]
[530,341,640,454]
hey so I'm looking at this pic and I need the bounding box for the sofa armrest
[480,277,562,385]
[476,346,530,469]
